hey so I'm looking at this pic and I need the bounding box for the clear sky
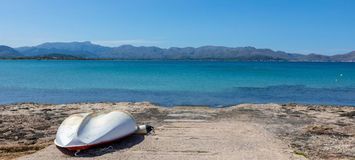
[0,0,354,55]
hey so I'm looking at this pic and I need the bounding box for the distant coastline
[1,58,355,62]
[0,41,354,62]
[1,57,354,62]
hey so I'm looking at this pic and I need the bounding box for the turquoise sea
[0,60,354,106]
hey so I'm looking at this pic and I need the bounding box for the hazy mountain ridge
[331,51,355,62]
[0,41,354,61]
[0,45,22,58]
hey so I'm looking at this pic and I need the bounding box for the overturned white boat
[55,110,152,151]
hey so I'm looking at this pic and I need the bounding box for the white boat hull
[55,111,138,150]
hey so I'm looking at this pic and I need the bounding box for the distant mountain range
[0,41,354,62]
[0,45,22,58]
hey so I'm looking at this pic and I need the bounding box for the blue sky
[0,0,354,55]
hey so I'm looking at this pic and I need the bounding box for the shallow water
[0,60,354,106]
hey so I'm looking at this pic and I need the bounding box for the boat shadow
[57,134,145,157]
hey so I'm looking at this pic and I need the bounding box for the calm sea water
[0,60,354,106]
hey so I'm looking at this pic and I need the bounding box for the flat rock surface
[0,102,354,160]
[18,121,301,160]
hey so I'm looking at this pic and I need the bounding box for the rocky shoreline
[0,102,354,160]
